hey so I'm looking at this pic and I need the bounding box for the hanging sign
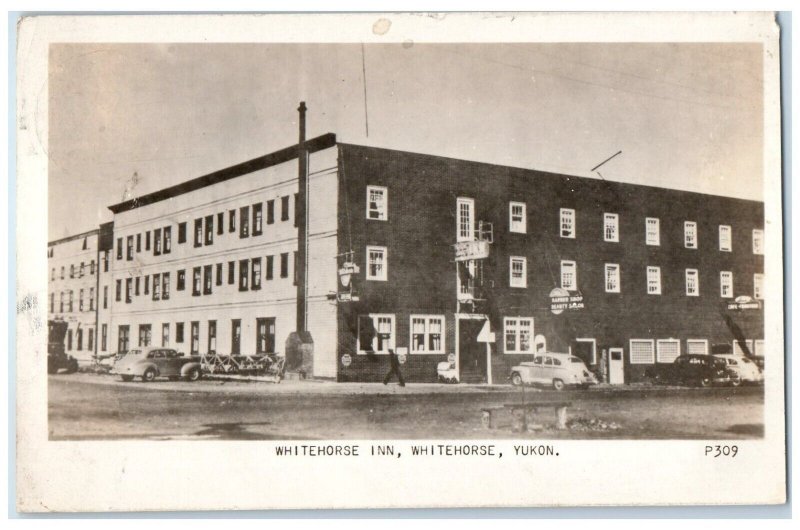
[550,287,585,315]
[477,320,496,343]
[337,292,360,303]
[339,262,360,287]
[454,240,490,261]
[341,353,352,367]
[726,295,761,311]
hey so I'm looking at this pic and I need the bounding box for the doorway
[458,318,486,384]
[609,347,625,385]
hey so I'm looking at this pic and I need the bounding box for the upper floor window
[605,263,620,293]
[192,267,201,296]
[560,208,575,238]
[684,221,697,249]
[217,212,224,235]
[367,185,388,221]
[239,206,250,238]
[145,231,151,251]
[754,273,764,300]
[194,219,203,247]
[239,259,249,291]
[410,315,445,354]
[136,233,141,253]
[509,202,526,233]
[603,213,618,242]
[163,226,172,254]
[504,317,534,354]
[645,217,660,246]
[203,265,213,295]
[509,256,527,288]
[216,263,223,286]
[253,203,263,236]
[125,279,132,304]
[685,268,699,296]
[177,269,186,291]
[252,258,262,290]
[152,273,161,301]
[561,260,577,290]
[719,225,732,252]
[153,228,162,256]
[280,253,289,279]
[70,264,75,278]
[178,222,187,244]
[126,236,134,260]
[366,246,387,281]
[720,271,733,298]
[266,255,274,280]
[752,229,764,255]
[457,198,475,242]
[228,210,236,233]
[116,238,123,260]
[204,215,214,245]
[281,195,290,222]
[162,273,170,300]
[647,266,661,295]
[266,200,275,225]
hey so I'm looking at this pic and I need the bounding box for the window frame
[647,266,662,295]
[645,217,660,246]
[560,208,576,239]
[252,203,263,235]
[503,317,534,354]
[509,256,527,288]
[686,339,708,355]
[560,260,577,290]
[456,197,475,243]
[409,314,446,354]
[603,212,619,242]
[719,225,732,252]
[754,273,764,299]
[752,229,764,255]
[509,201,526,234]
[685,268,699,296]
[366,245,388,281]
[720,271,733,298]
[629,339,655,364]
[252,257,262,290]
[684,221,697,249]
[656,339,681,364]
[357,313,396,354]
[604,263,621,293]
[366,185,388,221]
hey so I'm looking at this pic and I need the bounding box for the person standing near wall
[383,349,405,387]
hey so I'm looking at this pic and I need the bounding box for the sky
[48,42,764,239]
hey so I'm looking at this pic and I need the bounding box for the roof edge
[48,228,100,247]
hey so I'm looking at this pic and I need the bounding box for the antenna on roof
[591,150,622,180]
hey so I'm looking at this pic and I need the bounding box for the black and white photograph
[15,11,786,511]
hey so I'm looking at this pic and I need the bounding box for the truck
[48,320,79,374]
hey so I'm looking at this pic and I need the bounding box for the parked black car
[645,354,733,387]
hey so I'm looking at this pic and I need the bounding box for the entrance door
[609,347,624,385]
[458,319,486,383]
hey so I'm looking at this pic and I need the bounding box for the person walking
[383,349,405,387]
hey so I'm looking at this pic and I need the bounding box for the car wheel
[553,379,565,391]
[730,375,742,387]
[142,368,157,382]
[511,373,523,386]
[699,377,712,388]
[120,375,134,382]
[185,367,201,382]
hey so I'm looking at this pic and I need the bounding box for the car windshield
[569,357,583,363]
[740,357,752,364]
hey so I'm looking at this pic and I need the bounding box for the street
[48,373,764,440]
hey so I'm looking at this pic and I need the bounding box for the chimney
[296,102,309,335]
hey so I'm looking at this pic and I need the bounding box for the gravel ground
[48,373,764,440]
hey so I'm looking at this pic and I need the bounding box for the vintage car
[111,347,202,382]
[510,352,598,390]
[712,354,764,385]
[645,354,733,387]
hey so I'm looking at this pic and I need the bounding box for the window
[252,258,262,290]
[69,265,75,279]
[509,256,527,288]
[255,318,276,354]
[163,226,171,253]
[252,203,263,235]
[266,200,275,224]
[79,262,85,277]
[684,221,697,249]
[61,266,65,279]
[153,228,162,256]
[49,293,54,313]
[733,340,754,356]
[719,225,732,251]
[177,270,186,291]
[457,198,475,242]
[194,219,203,247]
[239,259,249,290]
[294,193,299,227]
[190,322,199,354]
[645,217,660,246]
[560,208,575,238]
[228,261,235,285]
[77,329,83,351]
[229,210,236,233]
[203,265,212,295]
[145,231,151,251]
[754,273,764,299]
[357,314,395,353]
[87,328,94,351]
[88,287,95,311]
[136,276,142,296]
[231,320,241,354]
[504,317,534,354]
[162,323,170,347]
[630,339,655,364]
[216,263,223,286]
[366,246,387,281]
[59,292,64,312]
[561,260,577,290]
[152,273,161,300]
[605,263,620,293]
[138,324,152,347]
[217,212,224,235]
[753,229,764,255]
[239,206,250,238]
[178,222,187,243]
[281,195,290,221]
[657,339,681,363]
[603,213,619,242]
[204,215,214,245]
[367,185,388,220]
[192,267,201,296]
[118,325,130,353]
[687,339,708,355]
[162,273,170,300]
[103,286,108,309]
[125,279,132,303]
[720,271,733,298]
[176,322,184,343]
[115,280,122,302]
[280,253,289,279]
[509,202,526,233]
[51,268,55,281]
[685,269,699,296]
[647,266,661,295]
[103,251,109,272]
[144,275,150,295]
[89,260,95,275]
[208,320,217,353]
[116,238,123,260]
[79,289,84,311]
[410,315,445,353]
[101,324,107,351]
[266,255,274,280]
[133,233,140,253]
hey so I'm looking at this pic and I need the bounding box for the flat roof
[48,228,100,247]
[107,133,337,214]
